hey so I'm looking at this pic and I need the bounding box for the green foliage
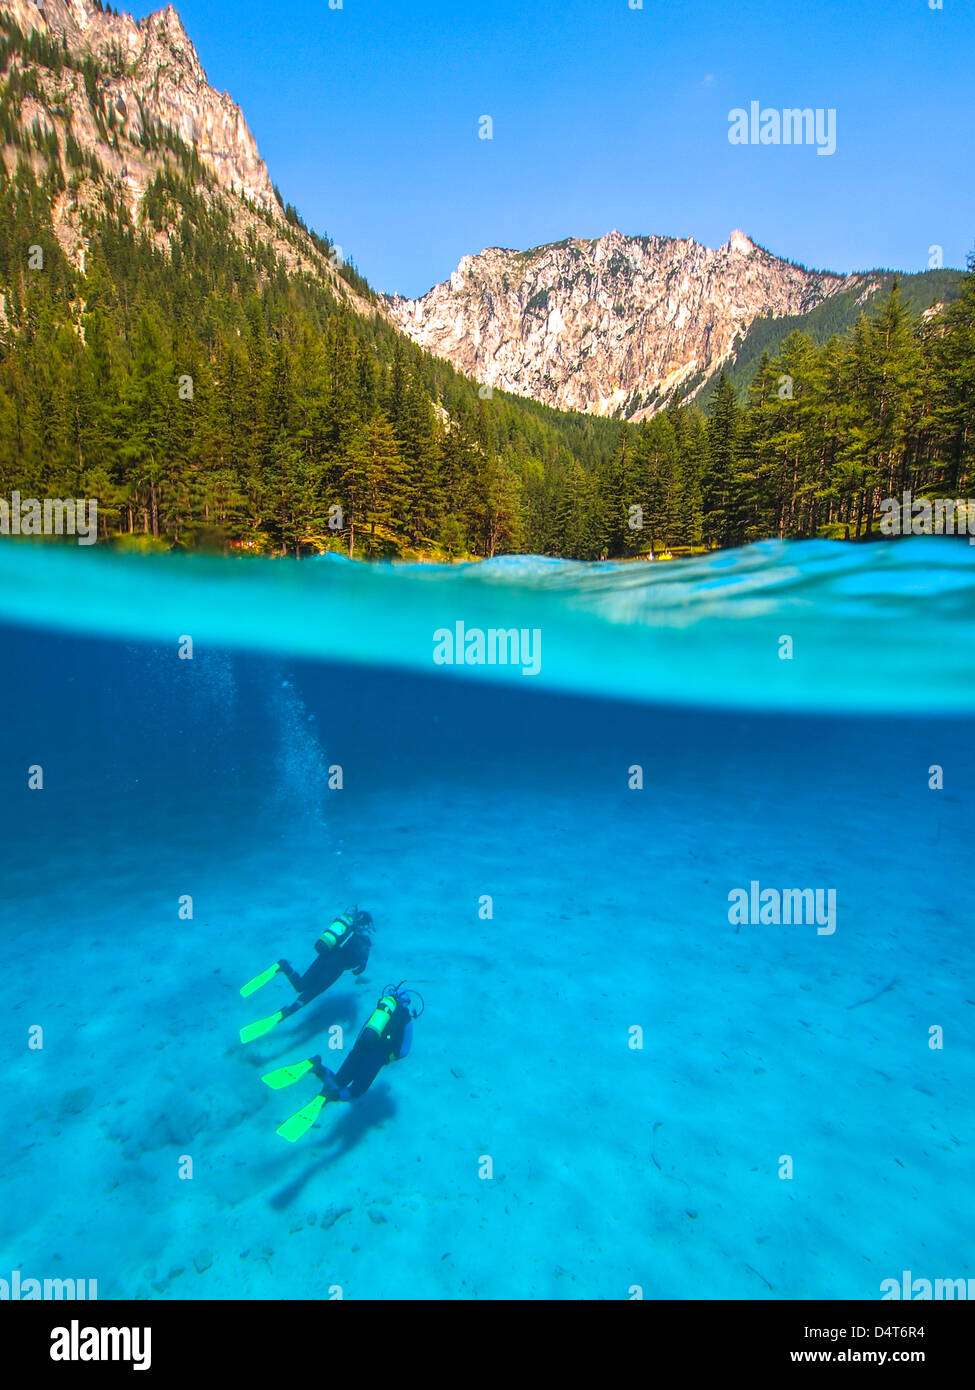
[696,268,963,411]
[0,154,624,557]
[0,13,73,78]
[719,273,975,541]
[0,7,971,559]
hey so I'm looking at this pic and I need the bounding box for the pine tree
[703,374,743,547]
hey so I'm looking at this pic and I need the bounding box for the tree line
[0,150,626,557]
[2,135,972,560]
[1,4,973,559]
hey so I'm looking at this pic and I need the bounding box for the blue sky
[131,0,973,298]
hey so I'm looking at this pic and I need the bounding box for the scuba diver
[239,908,374,1044]
[261,983,424,1142]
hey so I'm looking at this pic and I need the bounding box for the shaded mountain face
[387,229,868,419]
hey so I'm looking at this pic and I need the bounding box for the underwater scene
[1,538,973,1301]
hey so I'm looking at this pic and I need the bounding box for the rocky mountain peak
[3,0,279,214]
[139,3,205,83]
[389,229,859,419]
[727,228,756,256]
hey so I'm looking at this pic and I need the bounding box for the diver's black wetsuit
[282,932,369,1005]
[317,996,412,1101]
[279,917,371,1010]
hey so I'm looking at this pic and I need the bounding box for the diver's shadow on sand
[268,1086,397,1210]
[287,992,359,1049]
[237,992,359,1070]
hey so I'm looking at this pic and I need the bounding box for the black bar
[4,1299,974,1374]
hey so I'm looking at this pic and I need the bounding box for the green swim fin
[240,1009,285,1045]
[261,1058,316,1090]
[240,962,281,998]
[277,1094,327,1143]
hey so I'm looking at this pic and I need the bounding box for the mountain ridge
[0,0,381,321]
[4,0,280,213]
[386,227,885,420]
[3,0,957,426]
[1,0,970,567]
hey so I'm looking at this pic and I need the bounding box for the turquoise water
[1,538,972,1299]
[4,536,975,710]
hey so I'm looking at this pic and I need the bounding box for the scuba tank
[363,985,424,1061]
[363,985,425,1033]
[363,993,401,1064]
[315,910,357,953]
[364,994,400,1037]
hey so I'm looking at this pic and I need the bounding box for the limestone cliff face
[1,0,875,411]
[3,0,279,213]
[0,0,380,311]
[388,229,862,418]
